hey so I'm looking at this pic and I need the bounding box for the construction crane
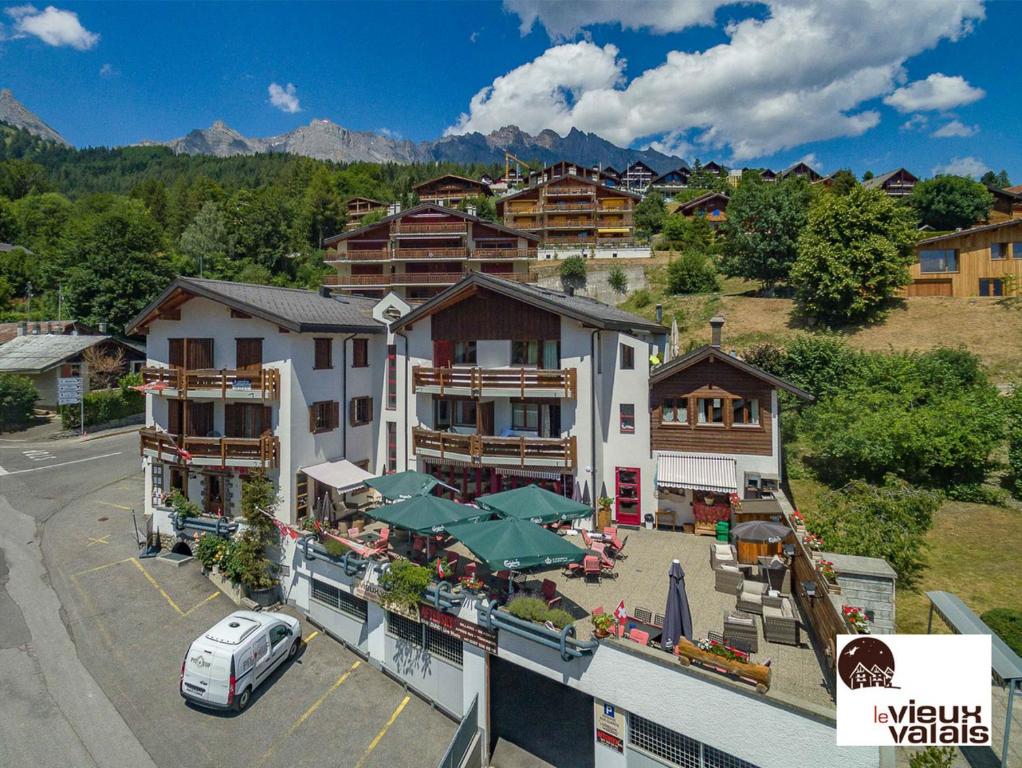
[504,151,530,187]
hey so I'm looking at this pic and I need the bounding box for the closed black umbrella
[662,559,693,650]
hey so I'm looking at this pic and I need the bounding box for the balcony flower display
[843,605,870,634]
[804,532,823,551]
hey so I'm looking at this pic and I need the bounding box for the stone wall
[823,552,897,634]
[535,265,648,304]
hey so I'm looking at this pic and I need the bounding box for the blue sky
[1,1,1017,180]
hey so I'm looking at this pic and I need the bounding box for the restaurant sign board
[419,604,497,654]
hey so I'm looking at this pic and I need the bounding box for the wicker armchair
[762,597,801,646]
[714,563,743,594]
[735,577,771,615]
[723,610,759,653]
[710,542,738,570]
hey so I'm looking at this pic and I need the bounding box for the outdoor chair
[633,606,653,624]
[723,610,759,653]
[653,613,665,628]
[609,534,628,560]
[463,562,477,580]
[581,530,594,549]
[735,577,771,615]
[707,630,725,644]
[762,597,801,646]
[592,606,605,616]
[377,526,390,545]
[583,555,601,584]
[710,542,738,570]
[714,563,744,595]
[347,527,361,538]
[541,579,562,608]
[628,628,650,646]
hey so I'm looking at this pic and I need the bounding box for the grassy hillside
[612,256,1022,382]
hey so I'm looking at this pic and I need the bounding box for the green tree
[179,201,231,278]
[0,374,37,429]
[792,186,918,323]
[666,251,720,294]
[719,177,813,289]
[0,197,16,243]
[559,255,587,291]
[980,169,1012,189]
[10,192,73,255]
[130,178,170,229]
[909,175,993,230]
[661,214,689,249]
[634,192,666,239]
[607,265,628,294]
[296,167,346,248]
[861,170,874,181]
[0,159,51,200]
[58,196,173,330]
[460,194,497,222]
[825,169,858,195]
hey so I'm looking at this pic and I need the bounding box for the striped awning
[655,452,737,494]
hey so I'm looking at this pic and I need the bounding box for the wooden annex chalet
[678,191,730,225]
[497,175,641,248]
[650,168,691,194]
[863,168,917,198]
[909,218,1022,297]
[985,186,1022,224]
[701,161,726,175]
[321,203,538,300]
[413,174,492,207]
[345,196,389,230]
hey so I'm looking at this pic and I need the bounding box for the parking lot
[42,466,455,768]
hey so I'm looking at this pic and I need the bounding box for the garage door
[489,656,594,768]
[907,279,953,297]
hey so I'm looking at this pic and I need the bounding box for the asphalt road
[0,426,454,768]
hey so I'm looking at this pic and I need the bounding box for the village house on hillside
[413,174,492,208]
[909,218,1022,297]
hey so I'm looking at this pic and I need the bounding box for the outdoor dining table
[358,531,383,545]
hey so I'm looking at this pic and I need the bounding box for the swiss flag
[613,600,627,623]
[177,448,193,462]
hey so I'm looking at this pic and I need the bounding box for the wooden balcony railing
[325,272,536,287]
[140,428,279,469]
[412,426,576,469]
[141,366,279,400]
[471,248,536,260]
[413,366,576,398]
[394,247,469,259]
[544,204,594,212]
[543,187,596,197]
[545,219,594,229]
[328,248,389,262]
[393,222,468,235]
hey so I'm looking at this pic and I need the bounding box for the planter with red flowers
[842,605,870,634]
[817,559,841,594]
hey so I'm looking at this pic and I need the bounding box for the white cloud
[452,1,984,161]
[883,73,984,112]
[267,82,300,114]
[900,113,929,131]
[5,4,98,50]
[377,127,403,140]
[469,30,479,43]
[795,153,822,171]
[99,62,117,77]
[504,0,729,39]
[932,156,989,178]
[931,119,978,138]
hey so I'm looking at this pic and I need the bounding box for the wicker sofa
[722,610,759,653]
[735,577,784,616]
[762,597,801,646]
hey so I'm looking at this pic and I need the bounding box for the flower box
[674,638,771,693]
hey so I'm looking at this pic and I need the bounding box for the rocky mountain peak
[0,89,68,145]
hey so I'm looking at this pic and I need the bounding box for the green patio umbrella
[365,494,488,535]
[445,517,586,572]
[476,484,593,525]
[365,470,456,502]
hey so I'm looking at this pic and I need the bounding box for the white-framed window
[512,402,539,431]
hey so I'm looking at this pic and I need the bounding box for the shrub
[666,251,720,294]
[165,489,201,518]
[0,373,37,429]
[806,477,940,584]
[908,746,957,768]
[194,534,234,570]
[981,608,1022,655]
[322,537,351,558]
[241,473,278,538]
[630,288,651,308]
[60,386,143,429]
[380,559,432,612]
[607,265,628,294]
[506,596,574,629]
[559,256,587,291]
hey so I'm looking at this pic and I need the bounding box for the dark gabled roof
[916,217,1022,247]
[779,162,822,181]
[126,277,384,336]
[347,195,388,207]
[498,175,641,204]
[650,345,814,401]
[412,174,491,195]
[987,185,1022,203]
[863,168,918,190]
[390,272,667,335]
[0,242,33,255]
[678,191,729,213]
[0,334,141,373]
[651,168,691,186]
[625,160,656,174]
[323,202,539,245]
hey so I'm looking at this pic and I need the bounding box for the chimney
[17,321,27,336]
[319,286,332,298]
[31,321,41,335]
[655,304,663,324]
[710,316,725,347]
[98,322,108,334]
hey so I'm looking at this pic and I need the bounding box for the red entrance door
[433,340,452,368]
[615,467,641,526]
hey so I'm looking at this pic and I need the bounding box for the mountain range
[0,89,685,172]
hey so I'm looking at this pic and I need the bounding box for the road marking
[354,696,411,768]
[257,661,361,765]
[68,569,118,649]
[96,500,132,511]
[23,449,54,462]
[0,451,123,476]
[86,535,110,547]
[180,591,220,618]
[130,557,183,615]
[303,630,319,644]
[72,557,134,577]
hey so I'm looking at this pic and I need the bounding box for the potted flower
[791,509,806,533]
[804,532,823,551]
[843,605,870,634]
[379,559,432,620]
[591,612,614,639]
[459,574,485,593]
[818,559,840,593]
[597,496,613,530]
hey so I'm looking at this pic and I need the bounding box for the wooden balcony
[327,248,389,262]
[543,187,596,197]
[140,427,279,470]
[393,247,469,259]
[544,204,594,212]
[470,248,536,260]
[412,366,576,398]
[412,426,576,470]
[325,272,535,288]
[141,367,279,400]
[393,222,468,235]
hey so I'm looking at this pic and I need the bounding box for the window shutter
[330,401,340,430]
[367,398,374,424]
[262,405,272,435]
[309,405,316,433]
[349,398,357,427]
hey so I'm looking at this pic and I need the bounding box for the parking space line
[257,660,361,765]
[130,557,184,615]
[68,569,118,649]
[71,557,134,577]
[86,535,110,547]
[354,695,411,768]
[303,630,319,644]
[180,591,220,618]
[96,500,132,511]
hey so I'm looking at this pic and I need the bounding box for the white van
[180,610,301,711]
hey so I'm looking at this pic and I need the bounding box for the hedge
[0,374,37,429]
[61,386,143,429]
[981,608,1022,656]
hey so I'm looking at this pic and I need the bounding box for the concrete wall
[824,552,897,634]
[535,265,649,304]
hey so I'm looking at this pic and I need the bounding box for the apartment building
[496,176,642,254]
[649,168,690,198]
[622,160,656,192]
[909,218,1022,296]
[321,203,538,301]
[389,272,665,515]
[344,196,389,230]
[862,168,917,197]
[527,161,617,187]
[677,191,730,226]
[127,277,401,526]
[413,174,492,207]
